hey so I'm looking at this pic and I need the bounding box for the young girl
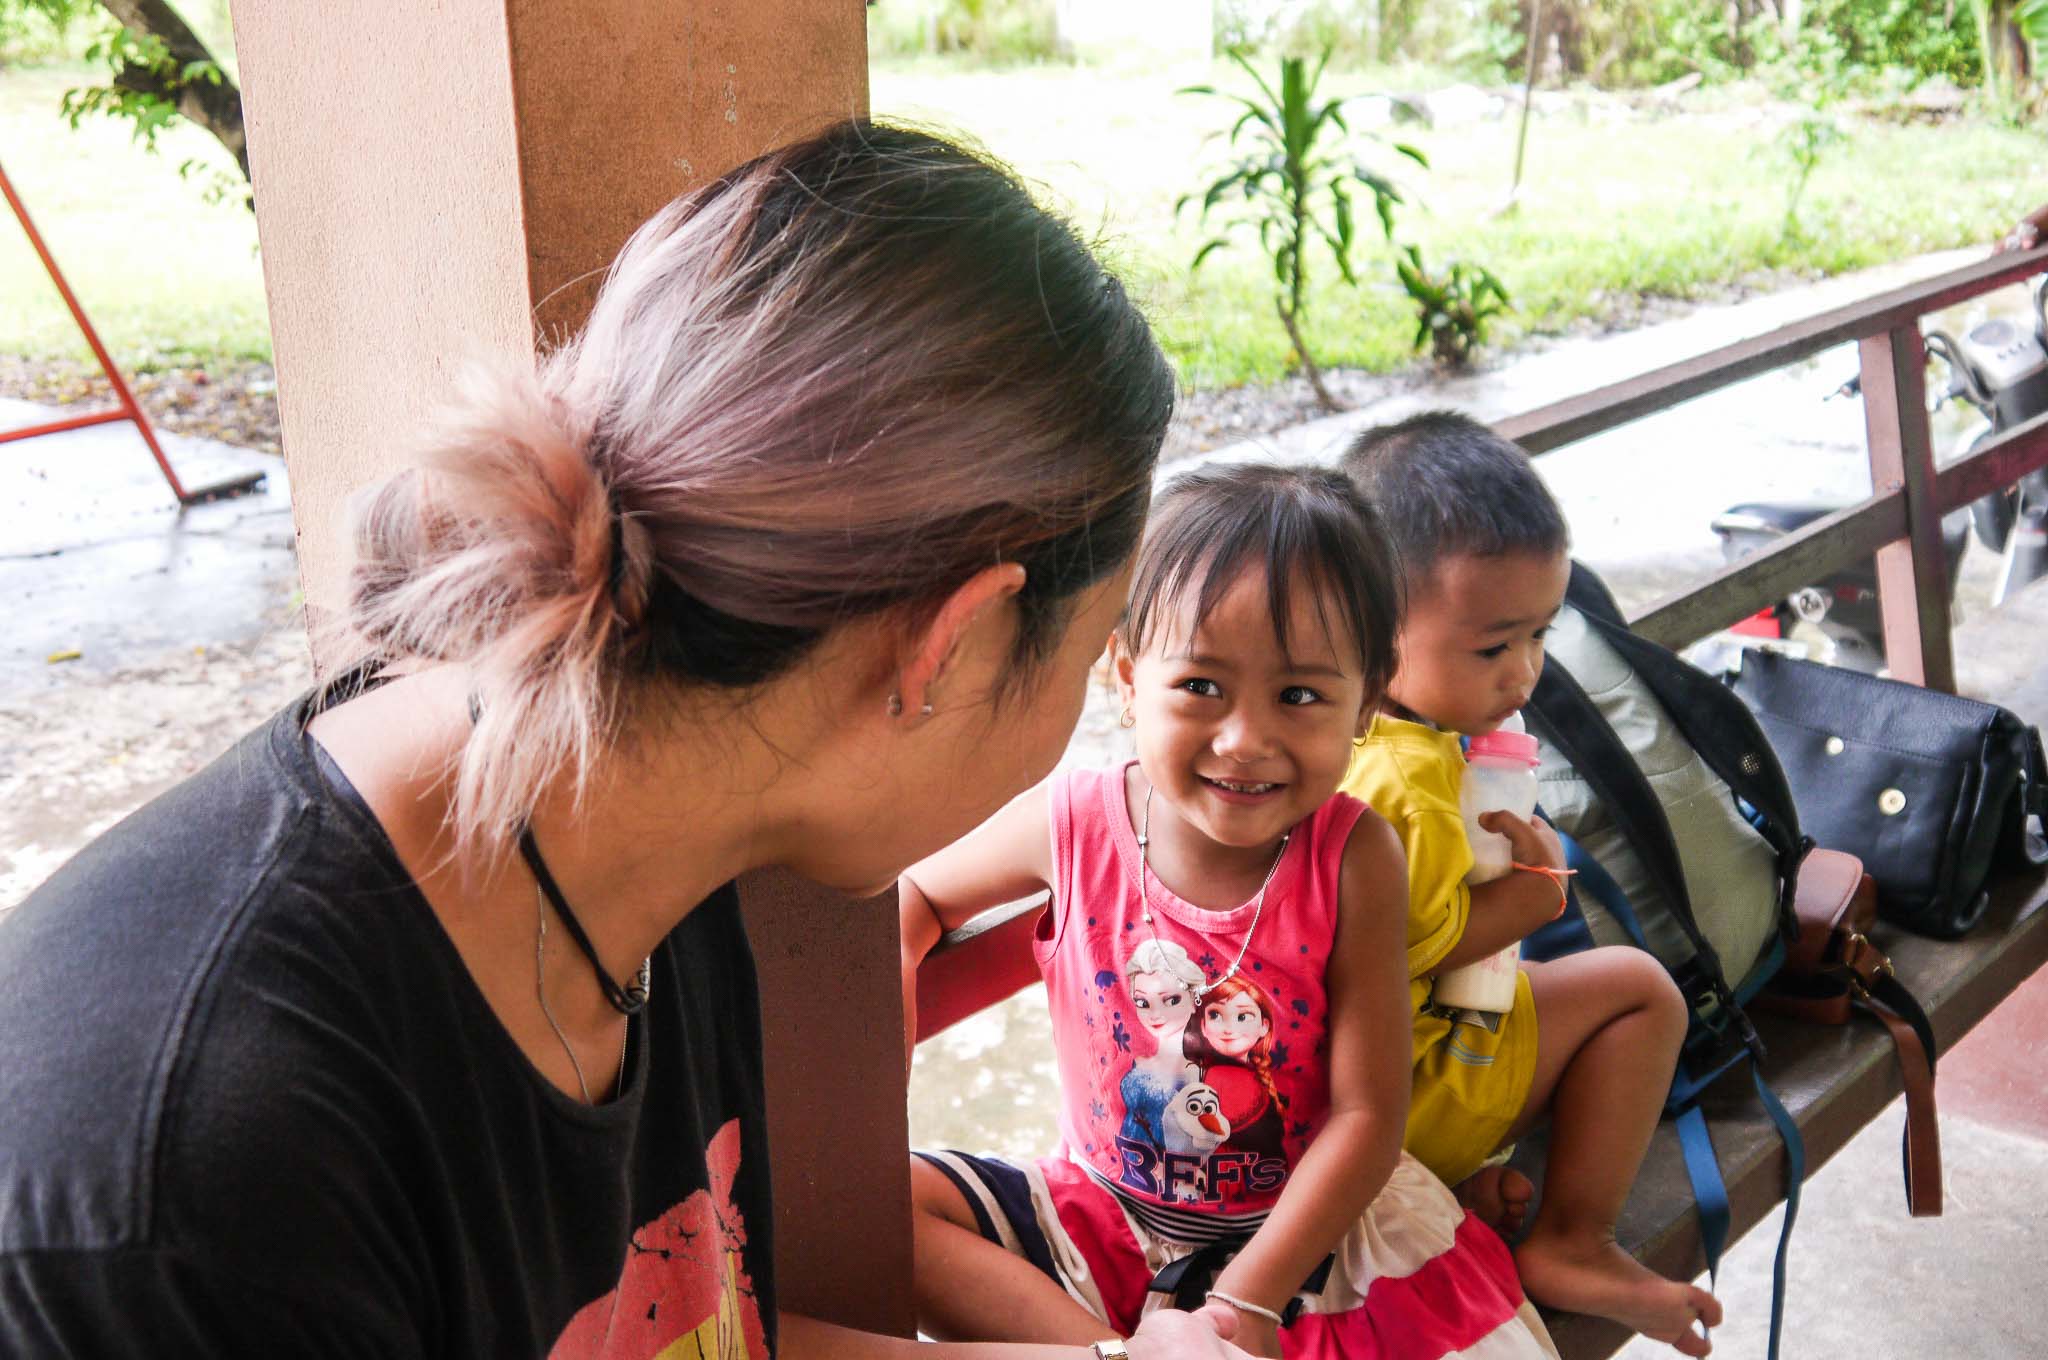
[899,464,1557,1360]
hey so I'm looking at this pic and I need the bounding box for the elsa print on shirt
[1116,939,1205,1152]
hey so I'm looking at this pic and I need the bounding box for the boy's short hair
[1338,410,1569,593]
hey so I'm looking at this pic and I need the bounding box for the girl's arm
[898,779,1058,1071]
[1206,812,1412,1356]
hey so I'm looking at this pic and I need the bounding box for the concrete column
[233,2,906,1335]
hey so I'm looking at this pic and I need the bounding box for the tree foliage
[7,0,247,207]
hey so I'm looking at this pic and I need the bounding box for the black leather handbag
[1730,650,2048,938]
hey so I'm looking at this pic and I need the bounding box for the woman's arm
[781,1305,1251,1360]
[1204,813,1412,1356]
[1997,201,2048,253]
[897,779,1058,1070]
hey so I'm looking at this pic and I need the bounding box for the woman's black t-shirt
[0,686,776,1358]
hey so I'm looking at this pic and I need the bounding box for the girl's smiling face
[1202,994,1269,1057]
[1129,971,1194,1037]
[1113,566,1371,859]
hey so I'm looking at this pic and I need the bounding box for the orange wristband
[1511,862,1577,920]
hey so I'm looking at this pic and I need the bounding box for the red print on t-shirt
[549,1119,768,1360]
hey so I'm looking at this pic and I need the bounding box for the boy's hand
[1478,809,1564,872]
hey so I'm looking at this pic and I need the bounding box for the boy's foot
[1514,1226,1721,1356]
[1453,1165,1534,1238]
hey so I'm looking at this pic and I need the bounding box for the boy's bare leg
[910,1156,1107,1343]
[1506,951,1722,1356]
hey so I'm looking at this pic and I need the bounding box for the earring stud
[887,693,903,717]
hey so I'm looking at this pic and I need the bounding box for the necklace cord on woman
[518,826,651,1016]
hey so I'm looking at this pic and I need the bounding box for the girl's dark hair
[1338,410,1569,592]
[345,121,1175,856]
[1117,463,1402,710]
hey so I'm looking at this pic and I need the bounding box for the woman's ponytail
[346,370,648,856]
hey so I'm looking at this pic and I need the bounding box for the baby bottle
[1432,713,1542,1019]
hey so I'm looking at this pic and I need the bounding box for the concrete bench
[915,592,2048,1353]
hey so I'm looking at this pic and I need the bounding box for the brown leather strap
[1756,989,1855,1026]
[1862,992,1944,1217]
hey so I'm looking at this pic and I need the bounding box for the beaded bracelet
[1206,1289,1285,1326]
[1511,861,1578,920]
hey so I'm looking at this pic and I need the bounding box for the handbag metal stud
[1879,788,1907,815]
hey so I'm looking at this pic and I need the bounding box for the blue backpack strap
[1558,827,1805,1360]
[1752,1065,1806,1360]
[1521,805,1598,962]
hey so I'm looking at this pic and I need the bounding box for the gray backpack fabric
[1535,602,1784,998]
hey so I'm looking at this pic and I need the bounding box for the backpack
[1521,563,1813,1359]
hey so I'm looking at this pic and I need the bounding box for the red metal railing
[0,157,263,505]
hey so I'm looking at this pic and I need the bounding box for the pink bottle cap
[1466,728,1539,765]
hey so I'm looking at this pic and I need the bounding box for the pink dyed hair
[344,121,1173,860]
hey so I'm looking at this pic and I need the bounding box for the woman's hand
[1205,1301,1281,1359]
[1996,202,2048,254]
[1125,1303,1257,1360]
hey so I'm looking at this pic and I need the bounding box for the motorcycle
[1704,275,2048,674]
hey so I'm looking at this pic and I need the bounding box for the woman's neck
[308,664,825,1039]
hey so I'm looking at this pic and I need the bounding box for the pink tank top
[1034,762,1367,1236]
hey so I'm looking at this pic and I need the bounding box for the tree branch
[99,0,247,185]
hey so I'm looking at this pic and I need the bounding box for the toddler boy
[1340,412,1719,1357]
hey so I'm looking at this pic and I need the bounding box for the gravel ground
[0,356,281,456]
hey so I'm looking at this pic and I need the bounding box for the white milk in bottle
[1432,714,1542,1019]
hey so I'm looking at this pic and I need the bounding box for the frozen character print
[1186,974,1288,1162]
[1164,1080,1231,1156]
[1116,938,1206,1150]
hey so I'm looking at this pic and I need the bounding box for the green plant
[1756,27,1857,240]
[1393,245,1511,369]
[1774,113,1848,238]
[1179,49,1424,408]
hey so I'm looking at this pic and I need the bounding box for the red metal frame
[0,157,262,505]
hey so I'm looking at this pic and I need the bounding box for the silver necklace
[1137,783,1290,1003]
[536,887,631,1104]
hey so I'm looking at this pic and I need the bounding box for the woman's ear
[896,563,1027,716]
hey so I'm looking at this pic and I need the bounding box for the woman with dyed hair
[0,122,1245,1360]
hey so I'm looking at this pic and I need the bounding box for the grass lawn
[1,55,2042,388]
[1,64,267,370]
[870,59,2048,386]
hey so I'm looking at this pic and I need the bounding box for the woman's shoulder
[0,699,434,1258]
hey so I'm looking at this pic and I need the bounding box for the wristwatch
[1091,1341,1130,1360]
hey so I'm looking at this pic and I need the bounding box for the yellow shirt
[1340,714,1538,1186]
